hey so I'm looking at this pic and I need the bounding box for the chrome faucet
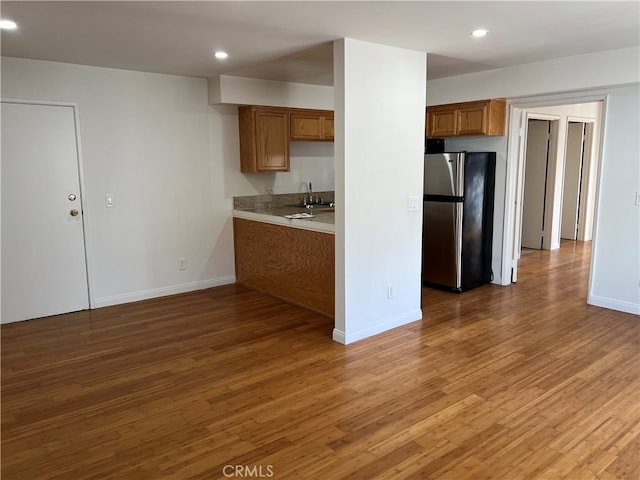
[307,182,313,206]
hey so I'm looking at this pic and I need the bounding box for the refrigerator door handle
[454,202,464,290]
[454,152,465,197]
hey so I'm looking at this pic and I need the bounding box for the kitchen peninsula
[233,192,335,317]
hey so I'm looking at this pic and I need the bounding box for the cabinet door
[291,114,323,140]
[485,99,507,136]
[323,116,334,140]
[255,110,289,171]
[427,107,457,137]
[457,103,488,136]
[291,112,334,141]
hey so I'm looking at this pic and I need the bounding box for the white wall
[427,47,640,314]
[231,140,335,197]
[589,85,640,314]
[0,57,238,307]
[1,58,337,308]
[209,75,333,110]
[333,38,425,344]
[0,57,337,313]
[284,142,335,194]
[427,47,640,105]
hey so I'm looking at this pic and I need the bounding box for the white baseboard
[332,309,423,345]
[332,329,346,344]
[588,295,640,315]
[93,276,236,309]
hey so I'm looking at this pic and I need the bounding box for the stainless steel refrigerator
[422,151,496,292]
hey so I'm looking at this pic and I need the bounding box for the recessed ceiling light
[0,19,18,30]
[472,29,488,38]
[214,51,228,59]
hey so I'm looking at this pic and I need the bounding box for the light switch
[408,196,419,212]
[635,192,640,207]
[105,194,114,208]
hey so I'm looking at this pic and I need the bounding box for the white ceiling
[1,1,638,85]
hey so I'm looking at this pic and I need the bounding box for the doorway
[1,101,90,323]
[503,99,603,284]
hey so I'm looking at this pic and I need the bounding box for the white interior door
[521,119,550,249]
[1,102,89,323]
[561,122,586,240]
[577,122,596,241]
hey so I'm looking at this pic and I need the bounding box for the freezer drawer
[422,200,463,290]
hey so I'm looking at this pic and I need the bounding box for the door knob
[68,194,77,201]
[70,209,79,217]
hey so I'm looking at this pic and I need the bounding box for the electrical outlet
[178,257,187,270]
[105,194,114,208]
[387,284,393,299]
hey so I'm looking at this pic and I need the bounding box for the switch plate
[178,257,187,270]
[408,196,419,212]
[105,194,114,208]
[635,192,640,207]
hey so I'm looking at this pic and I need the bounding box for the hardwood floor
[2,241,638,479]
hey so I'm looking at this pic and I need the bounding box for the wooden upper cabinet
[238,106,290,173]
[238,106,334,173]
[426,98,506,138]
[427,107,457,137]
[290,109,334,141]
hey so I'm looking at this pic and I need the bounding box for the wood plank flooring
[2,240,638,479]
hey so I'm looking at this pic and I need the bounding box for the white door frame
[501,92,607,285]
[1,98,95,311]
[509,113,560,281]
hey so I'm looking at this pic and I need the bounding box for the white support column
[333,38,426,344]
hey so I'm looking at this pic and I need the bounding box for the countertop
[232,206,335,234]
